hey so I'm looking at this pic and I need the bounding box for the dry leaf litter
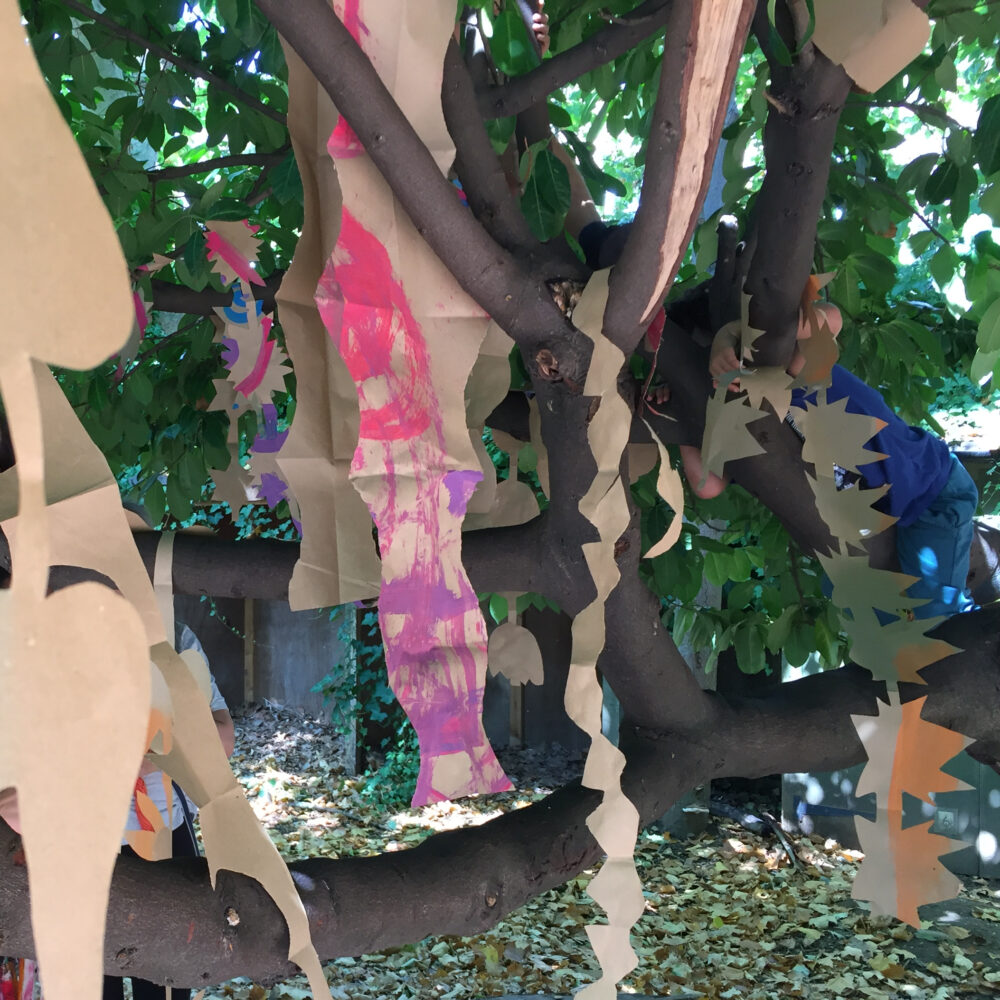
[197,701,1000,1000]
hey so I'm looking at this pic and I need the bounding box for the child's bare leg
[679,444,727,500]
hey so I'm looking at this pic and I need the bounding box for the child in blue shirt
[702,299,978,621]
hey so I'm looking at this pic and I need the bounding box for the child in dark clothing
[699,294,979,620]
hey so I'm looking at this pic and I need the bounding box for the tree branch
[741,7,852,366]
[148,270,284,315]
[253,0,594,384]
[605,0,755,352]
[476,0,674,120]
[146,148,290,182]
[441,42,548,261]
[56,0,287,126]
[1,605,997,985]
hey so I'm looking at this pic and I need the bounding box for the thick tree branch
[56,0,287,125]
[148,271,284,315]
[1,606,996,985]
[605,0,755,352]
[441,42,549,261]
[146,148,290,182]
[254,0,593,383]
[741,7,852,366]
[476,0,674,119]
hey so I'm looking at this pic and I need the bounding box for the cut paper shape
[318,211,510,805]
[641,421,684,560]
[0,365,167,647]
[851,695,970,925]
[465,322,517,517]
[0,12,153,992]
[488,597,544,686]
[205,220,265,288]
[527,396,551,499]
[463,429,540,532]
[792,394,888,478]
[738,297,767,363]
[820,551,923,621]
[806,473,893,546]
[739,366,794,422]
[149,643,332,1000]
[275,34,382,609]
[699,390,767,482]
[313,0,511,806]
[125,773,174,862]
[812,0,930,94]
[563,271,644,1000]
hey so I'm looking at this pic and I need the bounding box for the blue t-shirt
[790,365,952,527]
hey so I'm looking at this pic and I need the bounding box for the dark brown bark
[149,271,284,316]
[252,0,594,384]
[741,8,852,366]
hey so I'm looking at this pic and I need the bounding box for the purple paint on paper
[259,472,288,508]
[252,404,289,453]
[314,208,511,806]
[444,469,482,516]
[221,337,239,369]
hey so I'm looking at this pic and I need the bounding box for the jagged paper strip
[794,349,973,924]
[1,8,153,992]
[315,0,510,805]
[563,271,644,1000]
[852,695,970,925]
[275,35,383,608]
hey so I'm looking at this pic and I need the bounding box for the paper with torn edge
[813,0,929,94]
[465,322,515,516]
[561,271,644,1000]
[851,695,969,925]
[149,642,332,1000]
[0,366,166,647]
[275,34,383,608]
[640,421,684,559]
[0,9,152,995]
[487,596,544,686]
[463,429,540,531]
[316,0,510,805]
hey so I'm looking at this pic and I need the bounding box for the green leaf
[166,473,193,520]
[971,347,1000,385]
[977,297,1000,352]
[923,158,959,204]
[908,229,935,257]
[974,94,1000,175]
[129,370,154,407]
[734,623,766,675]
[928,244,959,288]
[671,606,696,643]
[488,593,508,624]
[766,606,797,653]
[520,148,570,242]
[489,5,539,77]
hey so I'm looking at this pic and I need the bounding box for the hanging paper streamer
[274,35,383,609]
[205,223,296,519]
[314,0,512,805]
[561,272,645,1000]
[787,316,974,926]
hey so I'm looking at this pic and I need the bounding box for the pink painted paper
[316,210,510,805]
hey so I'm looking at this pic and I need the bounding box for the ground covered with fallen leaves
[201,702,1000,1000]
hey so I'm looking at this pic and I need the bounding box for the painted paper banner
[275,35,382,608]
[315,0,511,805]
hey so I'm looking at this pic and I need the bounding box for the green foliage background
[22,0,1000,690]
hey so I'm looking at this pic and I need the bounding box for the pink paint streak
[205,229,265,287]
[315,209,510,806]
[327,0,369,159]
[234,316,275,396]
